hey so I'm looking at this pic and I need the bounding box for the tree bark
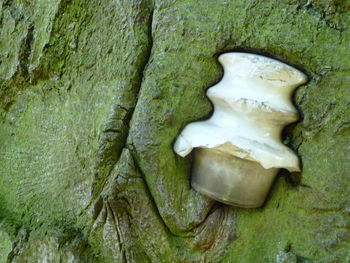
[0,0,349,262]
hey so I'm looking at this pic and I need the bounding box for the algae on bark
[0,231,11,263]
[0,0,349,262]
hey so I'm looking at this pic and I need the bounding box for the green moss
[0,231,11,263]
[0,0,349,261]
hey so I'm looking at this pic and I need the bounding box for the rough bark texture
[0,0,349,262]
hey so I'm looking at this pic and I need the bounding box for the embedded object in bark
[174,52,308,208]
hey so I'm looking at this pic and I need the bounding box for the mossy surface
[0,0,349,262]
[0,231,11,263]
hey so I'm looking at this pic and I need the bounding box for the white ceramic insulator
[174,52,307,172]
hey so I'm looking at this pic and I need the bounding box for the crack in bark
[90,1,155,199]
[105,201,123,255]
[91,148,235,262]
[86,1,237,260]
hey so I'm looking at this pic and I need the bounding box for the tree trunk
[0,0,349,262]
